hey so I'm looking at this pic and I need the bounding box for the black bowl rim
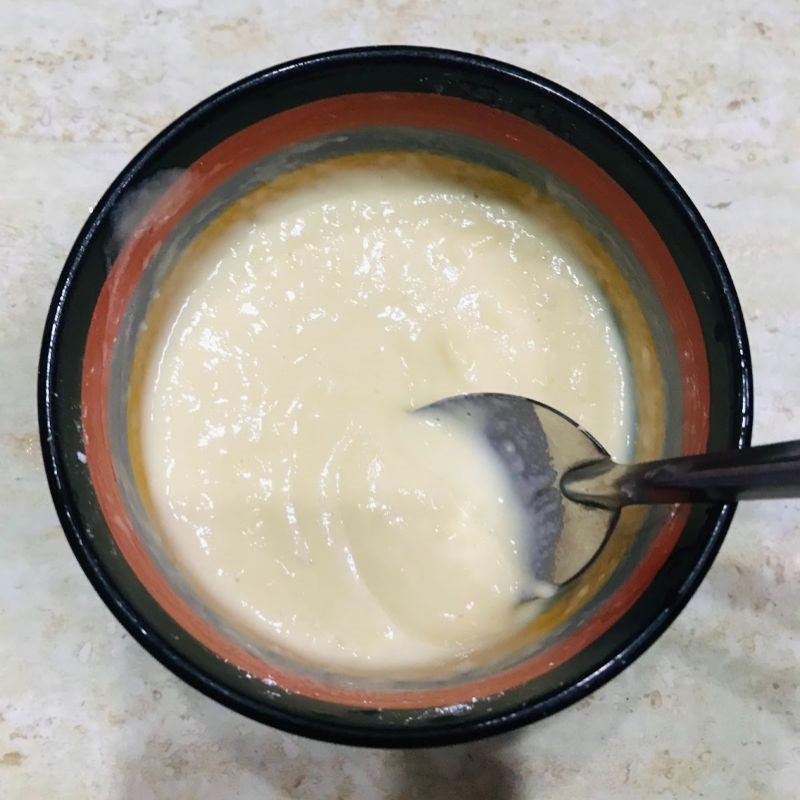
[38,45,753,747]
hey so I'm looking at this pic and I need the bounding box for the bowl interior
[41,48,750,746]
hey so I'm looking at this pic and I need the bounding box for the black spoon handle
[561,439,800,509]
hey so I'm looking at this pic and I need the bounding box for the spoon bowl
[419,393,618,588]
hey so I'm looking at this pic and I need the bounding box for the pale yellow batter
[133,153,633,673]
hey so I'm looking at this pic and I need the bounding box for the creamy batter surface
[132,153,633,673]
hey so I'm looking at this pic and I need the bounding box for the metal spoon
[419,392,800,591]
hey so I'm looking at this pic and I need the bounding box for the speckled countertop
[1,1,798,797]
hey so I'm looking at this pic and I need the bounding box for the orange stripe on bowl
[82,92,708,708]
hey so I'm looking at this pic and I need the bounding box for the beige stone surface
[1,1,798,797]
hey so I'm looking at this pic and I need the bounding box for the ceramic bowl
[39,46,752,746]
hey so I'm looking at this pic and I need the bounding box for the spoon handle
[561,439,800,509]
